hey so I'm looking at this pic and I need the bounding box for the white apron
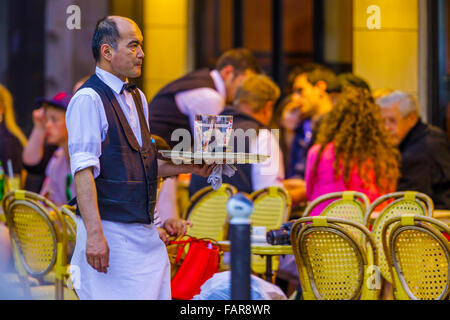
[70,217,171,300]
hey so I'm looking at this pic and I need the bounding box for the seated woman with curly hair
[305,86,400,216]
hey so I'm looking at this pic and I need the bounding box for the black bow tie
[120,82,137,94]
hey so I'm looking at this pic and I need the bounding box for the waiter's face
[111,18,144,79]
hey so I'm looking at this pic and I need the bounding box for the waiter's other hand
[190,164,216,178]
[86,231,110,273]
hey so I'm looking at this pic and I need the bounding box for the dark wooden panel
[193,0,317,102]
[446,0,450,140]
[7,0,46,135]
[285,0,314,53]
[0,0,7,84]
[243,0,272,52]
[428,0,448,133]
[219,0,233,53]
[447,0,450,75]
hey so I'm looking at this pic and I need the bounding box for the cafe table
[433,210,450,225]
[217,240,293,283]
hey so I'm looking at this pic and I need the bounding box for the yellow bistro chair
[302,191,370,243]
[290,216,380,300]
[185,184,237,240]
[2,190,77,300]
[364,191,434,285]
[382,215,450,300]
[249,187,291,276]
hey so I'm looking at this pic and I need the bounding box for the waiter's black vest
[74,74,158,224]
[189,107,266,196]
[148,68,217,148]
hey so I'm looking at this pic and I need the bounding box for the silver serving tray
[158,150,270,164]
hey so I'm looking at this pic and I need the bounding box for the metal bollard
[227,193,253,300]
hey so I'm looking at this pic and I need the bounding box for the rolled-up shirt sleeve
[66,90,107,179]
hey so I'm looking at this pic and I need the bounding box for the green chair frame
[249,186,291,276]
[2,190,71,300]
[382,215,450,300]
[302,191,370,243]
[185,184,237,240]
[290,216,379,300]
[364,191,434,284]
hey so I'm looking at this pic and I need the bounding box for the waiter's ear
[100,44,113,62]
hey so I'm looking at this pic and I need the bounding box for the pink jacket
[305,142,385,216]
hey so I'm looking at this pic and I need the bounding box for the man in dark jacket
[378,91,450,209]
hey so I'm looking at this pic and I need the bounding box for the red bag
[168,236,222,300]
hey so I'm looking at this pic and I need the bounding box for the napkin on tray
[207,164,237,190]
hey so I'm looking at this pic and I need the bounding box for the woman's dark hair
[272,94,294,128]
[312,86,400,192]
[271,94,296,175]
[327,73,372,93]
[92,17,121,62]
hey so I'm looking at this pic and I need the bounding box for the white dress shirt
[175,69,226,131]
[66,66,149,179]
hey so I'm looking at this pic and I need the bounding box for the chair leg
[380,280,394,300]
[265,256,273,282]
[19,275,32,299]
[55,279,64,300]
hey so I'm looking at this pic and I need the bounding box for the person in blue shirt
[287,64,336,179]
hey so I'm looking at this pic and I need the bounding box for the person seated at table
[377,91,450,209]
[23,78,89,193]
[287,63,336,180]
[150,134,188,243]
[0,84,27,177]
[305,86,400,216]
[271,95,307,208]
[271,94,301,177]
[155,215,193,245]
[188,74,306,204]
[36,92,75,206]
